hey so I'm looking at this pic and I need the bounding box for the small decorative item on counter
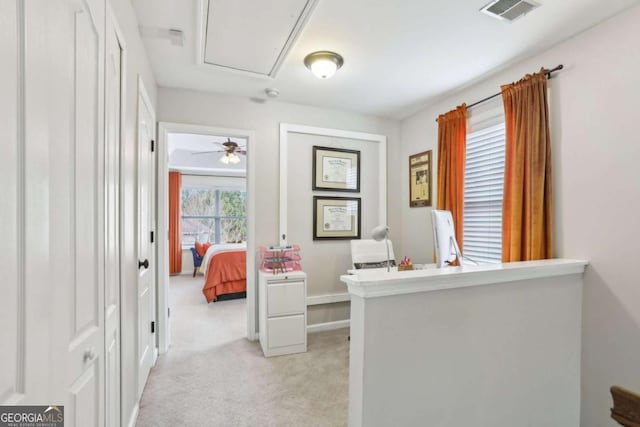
[260,244,302,274]
[398,256,414,271]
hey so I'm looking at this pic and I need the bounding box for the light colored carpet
[135,274,349,427]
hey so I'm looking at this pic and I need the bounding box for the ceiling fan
[193,138,247,164]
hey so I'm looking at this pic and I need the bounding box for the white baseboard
[307,319,350,333]
[306,292,350,306]
[127,402,140,427]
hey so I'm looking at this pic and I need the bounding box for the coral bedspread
[202,250,246,303]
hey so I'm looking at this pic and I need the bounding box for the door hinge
[150,139,155,152]
[168,307,171,318]
[150,231,154,243]
[151,321,155,334]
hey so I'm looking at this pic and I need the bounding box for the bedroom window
[181,188,247,246]
[463,122,505,264]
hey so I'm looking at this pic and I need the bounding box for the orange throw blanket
[202,250,246,303]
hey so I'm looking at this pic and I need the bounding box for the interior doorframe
[156,122,257,351]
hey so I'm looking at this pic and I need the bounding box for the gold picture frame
[409,150,432,207]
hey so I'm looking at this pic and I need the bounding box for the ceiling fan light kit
[304,51,344,79]
[191,137,246,165]
[220,153,241,165]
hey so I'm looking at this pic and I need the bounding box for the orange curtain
[501,69,553,262]
[169,171,182,274]
[436,104,467,253]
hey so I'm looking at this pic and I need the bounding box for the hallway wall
[157,89,401,326]
[108,0,158,425]
[398,5,640,426]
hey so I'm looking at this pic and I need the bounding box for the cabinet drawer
[267,281,305,316]
[267,315,305,349]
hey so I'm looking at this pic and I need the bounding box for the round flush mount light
[303,51,344,79]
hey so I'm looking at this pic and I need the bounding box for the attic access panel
[204,0,317,77]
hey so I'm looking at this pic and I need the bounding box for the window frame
[462,104,506,264]
[180,187,247,248]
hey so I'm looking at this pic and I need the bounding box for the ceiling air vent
[480,0,540,22]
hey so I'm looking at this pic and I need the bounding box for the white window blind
[463,122,505,263]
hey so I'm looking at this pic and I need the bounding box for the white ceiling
[168,133,247,175]
[132,0,639,119]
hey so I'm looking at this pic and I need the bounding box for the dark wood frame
[409,150,432,207]
[312,196,361,240]
[312,146,361,192]
[611,385,640,426]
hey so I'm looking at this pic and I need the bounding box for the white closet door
[104,9,123,427]
[24,0,106,424]
[0,0,22,406]
[2,2,106,425]
[60,0,106,424]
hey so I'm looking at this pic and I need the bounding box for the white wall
[350,271,583,427]
[157,89,401,325]
[109,0,157,424]
[399,5,640,426]
[286,133,383,295]
[180,174,246,190]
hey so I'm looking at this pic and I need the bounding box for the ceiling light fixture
[220,153,241,165]
[304,51,344,79]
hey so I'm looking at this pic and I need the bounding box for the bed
[201,243,247,303]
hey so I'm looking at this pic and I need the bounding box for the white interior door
[2,0,106,423]
[137,79,157,398]
[0,0,22,406]
[61,0,106,424]
[105,9,123,427]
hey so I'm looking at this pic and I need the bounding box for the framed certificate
[312,146,360,192]
[409,150,432,207]
[313,196,361,240]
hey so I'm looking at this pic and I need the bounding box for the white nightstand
[258,270,307,357]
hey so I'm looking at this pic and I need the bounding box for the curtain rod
[435,64,564,122]
[174,173,246,178]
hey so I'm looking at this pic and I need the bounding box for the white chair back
[350,239,396,269]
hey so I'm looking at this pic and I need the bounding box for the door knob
[83,348,96,363]
[138,259,149,269]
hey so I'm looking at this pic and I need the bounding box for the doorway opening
[156,123,257,354]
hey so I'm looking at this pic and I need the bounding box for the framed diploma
[312,146,360,192]
[313,196,361,240]
[409,150,432,207]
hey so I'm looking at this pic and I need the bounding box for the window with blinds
[463,122,505,263]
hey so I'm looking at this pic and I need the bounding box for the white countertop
[340,258,588,298]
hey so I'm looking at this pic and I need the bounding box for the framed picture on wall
[312,146,360,192]
[409,150,432,207]
[313,196,361,240]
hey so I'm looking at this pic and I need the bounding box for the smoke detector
[480,0,540,22]
[265,88,280,98]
